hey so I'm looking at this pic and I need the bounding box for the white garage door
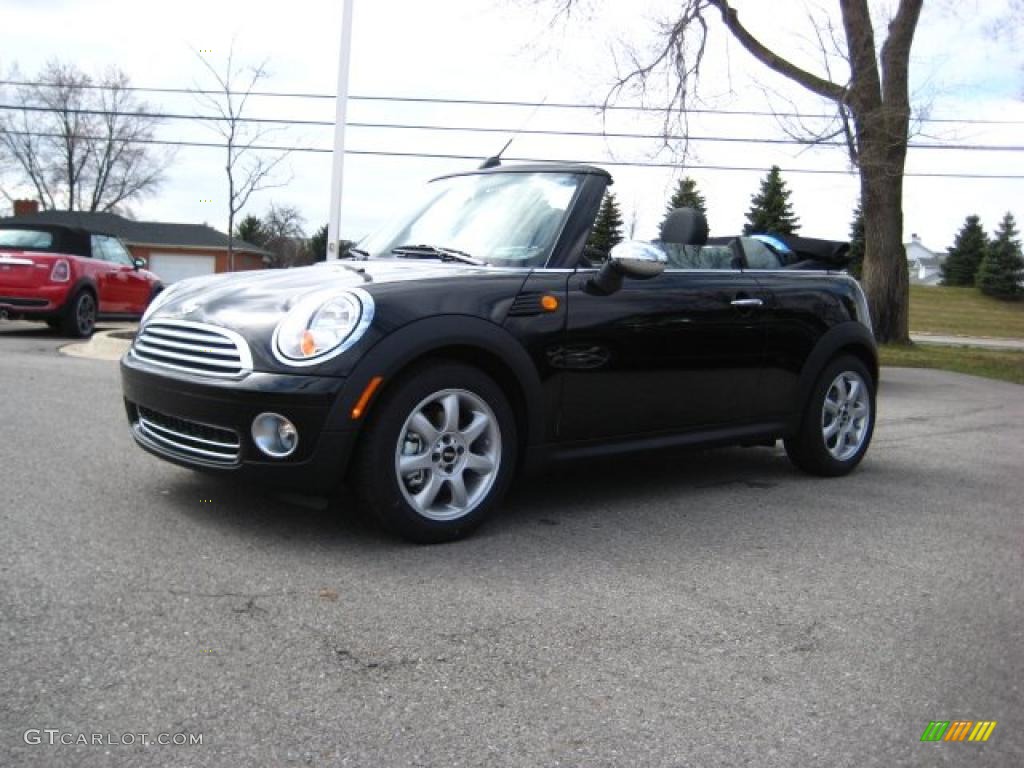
[148,252,216,284]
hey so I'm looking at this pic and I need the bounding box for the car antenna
[478,96,548,169]
[479,138,514,169]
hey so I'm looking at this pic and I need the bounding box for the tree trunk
[227,210,235,273]
[859,151,910,344]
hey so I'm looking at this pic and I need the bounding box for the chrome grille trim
[143,326,238,346]
[131,319,253,378]
[134,408,240,465]
[132,335,237,356]
[133,342,243,369]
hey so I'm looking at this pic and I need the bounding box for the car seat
[659,208,739,269]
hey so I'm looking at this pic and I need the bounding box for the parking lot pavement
[1,319,1021,768]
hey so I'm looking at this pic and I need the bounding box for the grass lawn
[910,284,1024,339]
[880,343,1024,385]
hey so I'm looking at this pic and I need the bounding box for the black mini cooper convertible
[121,163,877,542]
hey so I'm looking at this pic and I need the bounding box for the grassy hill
[910,285,1024,339]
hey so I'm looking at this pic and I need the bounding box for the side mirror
[588,240,667,295]
[133,258,147,270]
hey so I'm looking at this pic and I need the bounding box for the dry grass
[881,343,1024,385]
[910,285,1024,339]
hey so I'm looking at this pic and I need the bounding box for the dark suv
[121,163,876,542]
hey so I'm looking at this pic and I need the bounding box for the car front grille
[131,320,253,378]
[135,405,241,465]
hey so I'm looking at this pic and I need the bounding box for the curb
[910,333,1024,351]
[61,329,135,361]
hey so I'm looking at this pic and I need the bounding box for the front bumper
[121,353,359,493]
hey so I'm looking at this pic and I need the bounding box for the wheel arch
[328,315,546,452]
[67,276,98,303]
[795,321,879,423]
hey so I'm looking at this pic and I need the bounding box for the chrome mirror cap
[609,240,667,279]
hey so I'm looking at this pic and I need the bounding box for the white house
[905,234,945,286]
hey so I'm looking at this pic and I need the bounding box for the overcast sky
[2,0,1022,249]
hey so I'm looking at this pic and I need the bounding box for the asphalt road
[1,320,1021,768]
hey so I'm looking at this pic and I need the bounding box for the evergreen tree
[235,214,268,247]
[848,202,865,279]
[308,224,329,262]
[941,215,989,286]
[587,191,624,257]
[976,212,1023,299]
[663,176,707,225]
[305,224,352,263]
[742,165,800,236]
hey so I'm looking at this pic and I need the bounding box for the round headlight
[273,289,374,366]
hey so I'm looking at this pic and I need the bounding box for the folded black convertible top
[774,235,851,266]
[707,234,851,268]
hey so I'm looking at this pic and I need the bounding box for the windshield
[358,171,582,268]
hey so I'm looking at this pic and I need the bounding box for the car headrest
[660,208,709,246]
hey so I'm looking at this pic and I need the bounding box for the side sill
[523,421,791,472]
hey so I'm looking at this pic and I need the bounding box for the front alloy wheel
[821,371,871,461]
[395,389,501,522]
[352,362,516,543]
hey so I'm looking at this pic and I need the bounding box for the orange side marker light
[351,376,384,420]
[541,294,560,312]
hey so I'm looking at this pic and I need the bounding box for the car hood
[152,259,507,325]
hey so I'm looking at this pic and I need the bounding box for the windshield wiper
[391,244,484,266]
[342,247,370,260]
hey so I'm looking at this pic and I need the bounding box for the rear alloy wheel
[785,354,875,477]
[352,362,516,543]
[61,290,96,338]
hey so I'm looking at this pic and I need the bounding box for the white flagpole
[327,0,355,260]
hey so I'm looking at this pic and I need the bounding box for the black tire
[784,354,875,477]
[351,361,517,543]
[60,289,97,338]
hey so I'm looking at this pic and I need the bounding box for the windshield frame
[357,169,593,270]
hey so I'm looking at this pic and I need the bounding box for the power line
[2,78,1023,127]
[3,129,1022,179]
[2,103,1022,153]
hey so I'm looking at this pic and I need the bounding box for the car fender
[66,275,98,304]
[325,314,547,444]
[795,321,878,421]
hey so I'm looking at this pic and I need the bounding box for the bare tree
[260,203,307,268]
[554,0,925,343]
[0,61,169,212]
[192,44,290,271]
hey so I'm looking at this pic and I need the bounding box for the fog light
[251,413,299,458]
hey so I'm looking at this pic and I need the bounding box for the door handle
[730,297,764,308]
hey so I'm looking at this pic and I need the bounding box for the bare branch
[0,60,167,212]
[706,0,846,102]
[191,40,291,270]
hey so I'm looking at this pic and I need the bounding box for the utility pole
[327,0,355,260]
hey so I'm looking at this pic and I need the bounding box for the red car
[0,224,162,337]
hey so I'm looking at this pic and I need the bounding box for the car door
[91,235,140,313]
[558,266,767,441]
[105,237,151,312]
